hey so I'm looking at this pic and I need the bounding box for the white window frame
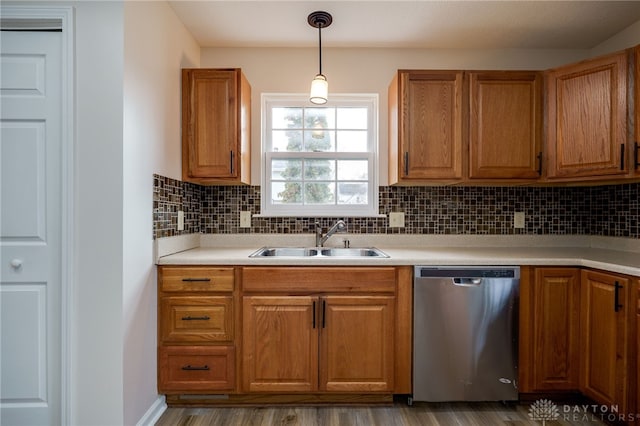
[261,93,379,217]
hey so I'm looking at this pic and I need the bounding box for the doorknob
[10,259,23,269]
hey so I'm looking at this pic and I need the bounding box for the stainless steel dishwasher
[412,266,519,403]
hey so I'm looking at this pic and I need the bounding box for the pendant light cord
[318,22,323,75]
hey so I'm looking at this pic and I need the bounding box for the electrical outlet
[514,211,525,229]
[240,211,252,228]
[177,210,184,231]
[389,212,405,228]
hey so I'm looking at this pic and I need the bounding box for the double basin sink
[249,247,389,258]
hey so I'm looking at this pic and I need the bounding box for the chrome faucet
[315,220,346,247]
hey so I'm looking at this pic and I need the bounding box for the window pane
[336,130,368,152]
[272,130,302,152]
[271,159,302,180]
[337,107,367,129]
[304,159,335,180]
[305,108,335,129]
[304,182,335,204]
[272,182,301,204]
[338,183,368,205]
[337,160,368,180]
[303,130,335,152]
[272,107,302,129]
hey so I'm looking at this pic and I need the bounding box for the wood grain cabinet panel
[242,296,319,393]
[158,265,239,395]
[320,296,394,392]
[182,68,251,185]
[389,70,464,183]
[240,267,409,396]
[519,267,580,392]
[160,296,233,344]
[580,269,631,412]
[546,51,629,180]
[159,346,235,392]
[468,71,542,180]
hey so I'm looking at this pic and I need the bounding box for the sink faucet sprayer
[315,220,347,247]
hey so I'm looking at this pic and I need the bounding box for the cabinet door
[580,270,630,411]
[546,51,628,179]
[521,268,580,391]
[182,69,251,184]
[468,72,542,180]
[242,296,318,392]
[390,70,463,182]
[320,296,394,392]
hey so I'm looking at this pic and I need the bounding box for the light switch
[514,212,525,229]
[240,211,252,228]
[389,212,405,228]
[177,210,184,231]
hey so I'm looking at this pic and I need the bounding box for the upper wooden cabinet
[388,70,542,184]
[634,46,640,176]
[182,68,251,185]
[468,71,543,180]
[546,51,629,180]
[389,70,464,183]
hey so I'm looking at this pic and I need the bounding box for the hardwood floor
[155,401,606,425]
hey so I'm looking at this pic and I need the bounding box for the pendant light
[308,11,332,105]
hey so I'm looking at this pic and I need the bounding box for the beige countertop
[156,234,640,277]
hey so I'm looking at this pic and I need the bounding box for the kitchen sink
[249,247,319,257]
[249,247,389,258]
[320,248,389,257]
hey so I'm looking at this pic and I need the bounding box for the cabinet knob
[10,259,23,269]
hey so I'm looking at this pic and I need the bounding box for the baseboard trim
[136,395,167,426]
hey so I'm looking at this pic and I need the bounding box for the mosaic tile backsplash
[153,174,640,239]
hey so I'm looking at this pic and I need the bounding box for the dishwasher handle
[453,278,483,286]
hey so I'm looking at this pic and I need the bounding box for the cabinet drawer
[242,267,397,293]
[160,296,233,343]
[159,346,235,392]
[159,267,234,292]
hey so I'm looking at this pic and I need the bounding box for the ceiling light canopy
[308,11,332,105]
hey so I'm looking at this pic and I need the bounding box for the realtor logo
[529,399,560,425]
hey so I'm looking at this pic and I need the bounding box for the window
[261,94,379,217]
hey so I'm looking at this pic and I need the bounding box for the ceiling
[168,1,640,50]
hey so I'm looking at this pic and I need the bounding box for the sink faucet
[315,220,346,247]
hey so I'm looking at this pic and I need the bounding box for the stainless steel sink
[249,247,319,257]
[320,248,389,257]
[249,247,388,258]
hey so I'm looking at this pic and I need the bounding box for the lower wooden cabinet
[159,345,235,392]
[242,296,318,392]
[580,269,631,413]
[519,267,581,392]
[158,265,412,401]
[242,294,395,393]
[521,266,637,420]
[157,266,238,395]
[320,296,395,392]
[241,266,410,395]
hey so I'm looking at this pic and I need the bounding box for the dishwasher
[412,266,519,403]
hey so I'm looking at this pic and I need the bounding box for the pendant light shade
[310,74,328,104]
[308,11,332,105]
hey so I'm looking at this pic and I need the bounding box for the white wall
[201,47,593,185]
[592,19,640,56]
[73,2,125,424]
[123,2,199,424]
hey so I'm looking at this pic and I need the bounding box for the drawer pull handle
[181,278,211,282]
[181,365,210,371]
[181,315,210,321]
